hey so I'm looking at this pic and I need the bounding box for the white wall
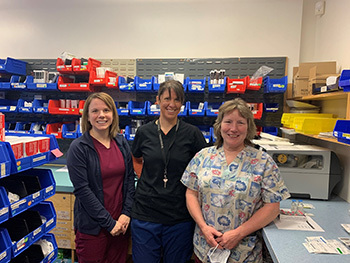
[300,0,350,71]
[299,0,350,202]
[0,0,303,79]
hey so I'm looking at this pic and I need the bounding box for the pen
[306,220,315,229]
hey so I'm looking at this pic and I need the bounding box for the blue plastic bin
[116,101,129,116]
[207,77,226,93]
[186,77,206,93]
[338,69,350,92]
[263,126,279,136]
[188,101,207,117]
[0,75,11,90]
[0,187,9,224]
[129,101,148,116]
[33,99,49,114]
[28,201,56,236]
[38,233,58,263]
[0,144,11,179]
[0,57,27,75]
[14,122,32,134]
[26,75,58,90]
[118,76,135,92]
[10,75,28,90]
[124,126,136,141]
[147,101,160,116]
[264,103,279,113]
[178,102,188,117]
[206,102,223,117]
[62,123,78,139]
[30,122,47,135]
[263,76,288,93]
[0,228,11,263]
[17,99,33,113]
[198,125,212,143]
[19,168,56,200]
[135,76,155,92]
[333,120,350,145]
[0,99,18,113]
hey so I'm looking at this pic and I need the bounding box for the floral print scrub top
[181,145,290,263]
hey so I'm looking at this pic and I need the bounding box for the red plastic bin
[89,70,118,87]
[247,102,263,119]
[226,76,248,94]
[57,75,98,92]
[46,123,64,139]
[48,99,82,115]
[56,58,73,74]
[247,76,263,91]
[73,58,102,74]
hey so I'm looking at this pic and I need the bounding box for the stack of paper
[303,236,350,254]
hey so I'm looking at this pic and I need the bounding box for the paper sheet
[274,214,324,232]
[56,165,68,172]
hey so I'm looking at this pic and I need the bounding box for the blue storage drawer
[206,102,223,117]
[207,77,226,93]
[263,76,288,93]
[178,102,188,117]
[116,101,129,116]
[333,120,350,145]
[0,99,18,113]
[186,77,206,93]
[338,69,350,92]
[147,101,160,116]
[118,76,135,92]
[135,76,154,92]
[17,99,33,114]
[62,123,78,139]
[0,144,11,179]
[124,126,135,141]
[197,125,212,143]
[0,57,27,75]
[129,101,147,116]
[0,187,9,225]
[188,101,207,117]
[39,233,58,263]
[0,228,11,263]
[33,100,49,114]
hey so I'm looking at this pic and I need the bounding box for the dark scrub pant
[131,219,195,263]
[75,229,129,263]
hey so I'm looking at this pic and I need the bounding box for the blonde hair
[81,92,119,138]
[213,98,256,148]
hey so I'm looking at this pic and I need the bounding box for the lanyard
[157,119,180,188]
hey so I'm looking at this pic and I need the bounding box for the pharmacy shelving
[0,132,59,262]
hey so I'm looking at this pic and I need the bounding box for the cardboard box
[293,62,337,97]
[293,78,309,97]
[294,61,336,78]
[47,193,73,220]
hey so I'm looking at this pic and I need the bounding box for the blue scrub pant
[131,219,195,263]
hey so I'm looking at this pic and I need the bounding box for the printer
[262,144,342,200]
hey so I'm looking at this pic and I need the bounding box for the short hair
[157,80,185,104]
[213,98,257,148]
[81,92,119,138]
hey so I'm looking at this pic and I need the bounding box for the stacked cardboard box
[47,192,76,249]
[292,61,337,97]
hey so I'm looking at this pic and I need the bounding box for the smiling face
[157,88,182,122]
[220,109,248,151]
[88,98,113,135]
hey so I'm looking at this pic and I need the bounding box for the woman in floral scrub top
[181,98,290,263]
